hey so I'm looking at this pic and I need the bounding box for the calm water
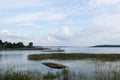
[0,46,120,74]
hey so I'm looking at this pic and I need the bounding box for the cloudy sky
[0,0,120,46]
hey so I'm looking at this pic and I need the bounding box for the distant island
[91,45,120,47]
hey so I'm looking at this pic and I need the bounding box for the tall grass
[43,69,69,80]
[0,68,120,80]
[0,70,42,80]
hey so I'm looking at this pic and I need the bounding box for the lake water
[0,46,120,75]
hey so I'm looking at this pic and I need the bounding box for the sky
[0,0,120,46]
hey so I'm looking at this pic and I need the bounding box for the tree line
[0,40,33,49]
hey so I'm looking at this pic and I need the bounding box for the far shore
[28,53,120,61]
[91,45,120,47]
[0,47,47,51]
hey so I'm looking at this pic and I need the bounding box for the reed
[28,53,120,61]
[0,69,120,80]
[0,70,42,80]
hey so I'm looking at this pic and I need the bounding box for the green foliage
[43,72,56,80]
[43,69,70,80]
[0,40,35,49]
[0,40,3,48]
[3,42,25,49]
[28,42,33,48]
[0,69,120,80]
[0,70,70,80]
[0,70,42,80]
[16,42,25,48]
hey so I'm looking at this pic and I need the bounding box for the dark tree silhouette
[0,40,34,49]
[28,42,33,48]
[0,40,3,48]
[16,42,25,48]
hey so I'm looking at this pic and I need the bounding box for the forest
[0,40,33,49]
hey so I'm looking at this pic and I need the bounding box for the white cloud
[16,23,40,27]
[88,0,120,8]
[37,27,75,45]
[42,13,65,21]
[0,29,30,44]
[47,36,59,43]
[0,29,27,39]
[0,29,12,35]
[91,13,120,31]
[51,27,73,41]
[33,36,60,46]
[2,11,66,24]
[43,25,120,46]
[0,0,47,10]
[1,0,120,46]
[2,12,42,24]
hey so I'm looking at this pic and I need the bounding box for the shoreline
[0,48,48,51]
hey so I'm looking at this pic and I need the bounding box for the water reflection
[0,49,120,78]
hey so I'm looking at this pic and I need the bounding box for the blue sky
[0,0,120,46]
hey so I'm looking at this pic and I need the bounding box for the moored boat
[41,48,65,52]
[42,62,67,69]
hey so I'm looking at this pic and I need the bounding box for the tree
[16,42,25,48]
[0,40,34,49]
[28,42,33,48]
[4,42,13,48]
[0,40,3,48]
[3,41,8,48]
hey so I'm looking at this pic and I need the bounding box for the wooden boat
[42,62,67,69]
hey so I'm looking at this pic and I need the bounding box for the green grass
[0,70,42,80]
[28,53,120,61]
[0,69,120,80]
[0,69,69,80]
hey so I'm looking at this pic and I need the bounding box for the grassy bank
[0,70,69,80]
[0,70,42,80]
[0,69,120,80]
[28,53,120,61]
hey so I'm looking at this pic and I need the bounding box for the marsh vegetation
[1,49,120,80]
[0,67,120,80]
[28,53,120,61]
